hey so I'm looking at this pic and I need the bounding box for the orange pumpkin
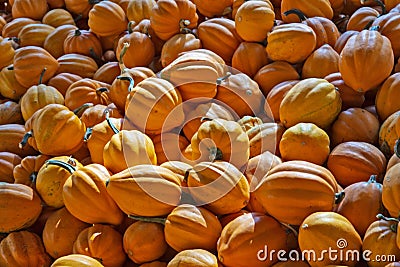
[333,30,359,54]
[371,12,400,58]
[42,207,90,259]
[0,65,28,101]
[265,80,299,121]
[0,152,21,183]
[327,141,387,186]
[12,0,48,20]
[126,0,156,22]
[246,122,285,158]
[51,254,105,267]
[152,132,189,165]
[168,249,218,267]
[0,100,23,125]
[64,29,103,59]
[56,53,99,78]
[0,37,14,70]
[16,23,55,47]
[43,24,78,59]
[0,124,37,157]
[383,162,400,218]
[42,8,75,27]
[1,17,38,38]
[160,33,202,67]
[302,44,340,78]
[47,72,82,96]
[379,111,400,158]
[231,42,269,78]
[376,73,400,122]
[192,0,233,17]
[346,5,382,31]
[281,0,334,23]
[0,230,51,267]
[73,224,126,267]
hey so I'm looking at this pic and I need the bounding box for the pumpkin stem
[105,110,120,134]
[127,21,135,34]
[96,87,109,94]
[363,0,387,15]
[84,127,93,142]
[19,131,33,149]
[280,222,299,237]
[363,20,375,30]
[117,75,135,93]
[216,72,232,85]
[45,159,77,174]
[119,42,130,74]
[38,67,47,84]
[30,172,38,183]
[200,117,213,122]
[73,103,94,116]
[179,19,191,29]
[89,47,101,63]
[222,6,233,16]
[6,65,13,70]
[367,175,378,184]
[370,25,380,31]
[128,215,167,225]
[74,29,81,36]
[89,0,103,5]
[334,191,345,204]
[283,9,308,22]
[394,139,400,158]
[376,213,399,222]
[209,147,223,161]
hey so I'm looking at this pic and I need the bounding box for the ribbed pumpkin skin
[164,204,222,252]
[0,124,36,157]
[281,0,334,23]
[13,45,59,88]
[50,254,105,267]
[12,0,48,20]
[106,165,182,217]
[0,183,42,233]
[150,0,198,41]
[17,23,55,47]
[217,212,288,267]
[168,249,218,267]
[279,78,342,129]
[336,176,383,237]
[63,29,102,59]
[327,141,387,187]
[0,231,51,267]
[126,0,156,22]
[382,163,400,218]
[371,12,400,58]
[0,152,21,183]
[362,219,400,267]
[376,73,400,122]
[88,1,127,37]
[62,164,124,225]
[339,30,394,93]
[43,207,90,259]
[379,111,400,158]
[298,212,362,267]
[231,42,269,78]
[24,104,86,156]
[246,122,285,158]
[187,161,250,215]
[44,24,78,59]
[56,53,99,78]
[73,224,126,267]
[253,160,339,225]
[13,154,50,187]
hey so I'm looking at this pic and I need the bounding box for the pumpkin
[13,154,50,188]
[47,72,82,96]
[36,157,83,208]
[125,77,184,135]
[327,141,387,186]
[64,78,110,111]
[330,108,380,147]
[160,33,202,68]
[79,104,123,128]
[237,115,264,131]
[217,212,289,267]
[190,118,249,169]
[73,224,126,267]
[160,161,192,185]
[231,42,269,78]
[215,72,265,117]
[362,216,400,267]
[63,29,103,59]
[279,78,342,129]
[246,122,285,158]
[324,72,365,110]
[0,152,21,183]
[43,24,78,59]
[192,0,233,17]
[336,175,383,237]
[56,53,99,78]
[42,8,76,27]
[0,37,14,70]
[298,212,362,267]
[126,0,155,22]
[383,163,400,218]
[283,9,340,48]
[13,45,59,88]
[0,65,28,101]
[62,163,124,225]
[253,160,340,225]
[123,221,168,264]
[302,44,340,78]
[0,182,42,233]
[234,1,275,42]
[371,12,400,58]
[279,122,330,165]
[93,62,120,85]
[106,165,182,216]
[20,73,65,121]
[12,0,48,20]
[51,254,105,267]
[346,5,382,31]
[17,23,55,47]
[1,17,38,38]
[186,161,250,215]
[21,104,86,156]
[376,73,400,122]
[333,30,360,54]
[281,0,334,23]
[150,0,198,41]
[152,132,189,165]
[266,23,316,64]
[0,100,23,125]
[232,0,274,18]
[197,18,242,63]
[265,80,299,121]
[254,61,300,96]
[339,29,394,93]
[168,249,218,267]
[131,19,165,56]
[143,261,168,267]
[0,124,37,157]
[0,230,51,267]
[88,0,127,37]
[379,111,400,158]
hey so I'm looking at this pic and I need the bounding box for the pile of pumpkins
[1,0,400,266]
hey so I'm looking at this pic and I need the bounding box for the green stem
[128,215,167,225]
[127,21,135,34]
[118,42,130,73]
[39,67,47,84]
[74,29,81,36]
[216,72,232,85]
[89,0,103,5]
[376,214,399,222]
[283,9,308,22]
[73,103,94,116]
[209,147,223,161]
[96,87,109,94]
[117,75,135,92]
[367,175,378,184]
[45,159,77,174]
[105,110,120,134]
[83,127,93,142]
[30,172,38,183]
[334,191,345,204]
[19,131,33,149]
